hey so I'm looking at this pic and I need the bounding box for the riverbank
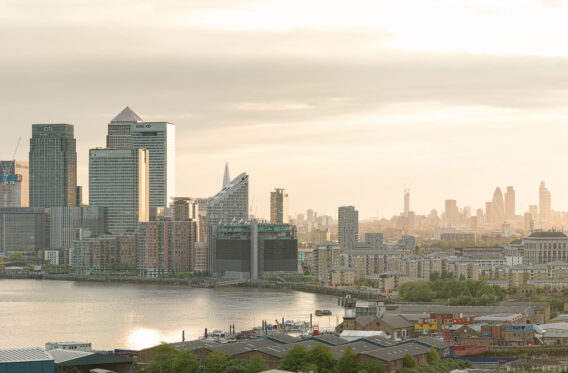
[0,273,388,300]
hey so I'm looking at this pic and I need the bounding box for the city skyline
[4,1,568,219]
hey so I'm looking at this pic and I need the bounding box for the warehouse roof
[0,348,53,363]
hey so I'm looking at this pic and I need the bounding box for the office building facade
[50,206,104,250]
[106,107,175,209]
[89,148,149,234]
[270,188,289,224]
[207,173,249,273]
[29,124,77,207]
[212,222,297,280]
[73,233,137,275]
[0,208,50,253]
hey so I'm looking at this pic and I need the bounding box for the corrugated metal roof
[0,348,53,363]
[48,349,93,363]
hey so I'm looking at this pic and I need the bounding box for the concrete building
[73,233,137,275]
[0,207,49,254]
[270,188,289,224]
[313,242,342,283]
[50,206,104,250]
[29,124,77,207]
[505,186,515,219]
[539,181,552,223]
[212,223,297,280]
[338,206,358,251]
[106,107,175,209]
[444,200,458,225]
[523,231,568,264]
[0,160,29,208]
[137,219,197,277]
[193,242,208,271]
[207,173,249,274]
[89,148,149,234]
[365,233,383,250]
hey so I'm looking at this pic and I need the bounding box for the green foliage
[8,251,24,262]
[399,278,506,305]
[246,353,266,373]
[427,347,440,364]
[206,351,232,373]
[533,297,565,313]
[146,343,177,373]
[223,366,245,373]
[306,343,334,372]
[403,354,417,369]
[172,350,200,373]
[357,360,384,373]
[355,278,380,287]
[279,344,308,372]
[336,347,358,373]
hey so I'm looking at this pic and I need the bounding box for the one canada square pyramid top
[106,107,175,208]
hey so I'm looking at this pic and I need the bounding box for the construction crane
[1,137,22,207]
[274,319,283,333]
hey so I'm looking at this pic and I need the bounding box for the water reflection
[0,280,345,350]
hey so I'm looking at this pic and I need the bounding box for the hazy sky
[2,0,568,219]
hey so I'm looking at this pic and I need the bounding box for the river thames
[0,279,345,350]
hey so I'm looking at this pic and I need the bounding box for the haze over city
[2,0,568,219]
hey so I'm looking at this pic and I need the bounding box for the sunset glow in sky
[2,0,568,218]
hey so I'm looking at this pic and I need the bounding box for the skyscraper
[403,189,410,217]
[207,173,249,273]
[106,107,175,209]
[338,206,358,251]
[270,188,289,223]
[444,200,458,225]
[505,186,515,219]
[539,181,552,223]
[89,148,149,234]
[223,162,230,188]
[29,124,77,207]
[491,187,505,224]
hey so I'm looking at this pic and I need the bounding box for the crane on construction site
[1,137,22,207]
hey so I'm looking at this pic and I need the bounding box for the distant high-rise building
[29,124,77,207]
[403,189,410,217]
[338,206,358,251]
[50,206,104,250]
[270,188,289,224]
[505,186,515,219]
[223,162,230,188]
[485,201,493,224]
[0,207,49,254]
[107,107,175,209]
[207,173,249,274]
[444,200,458,225]
[307,209,314,222]
[89,148,149,234]
[365,232,383,250]
[539,181,552,222]
[491,187,505,224]
[529,205,539,221]
[0,161,28,208]
[76,186,83,206]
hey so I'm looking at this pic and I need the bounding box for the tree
[8,251,24,262]
[146,343,178,373]
[357,361,384,373]
[280,344,308,372]
[172,350,200,373]
[307,343,334,372]
[429,271,440,281]
[336,347,357,373]
[427,347,440,364]
[246,354,266,373]
[206,351,231,373]
[224,366,245,373]
[403,353,417,369]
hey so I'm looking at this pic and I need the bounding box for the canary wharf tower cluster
[0,107,298,279]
